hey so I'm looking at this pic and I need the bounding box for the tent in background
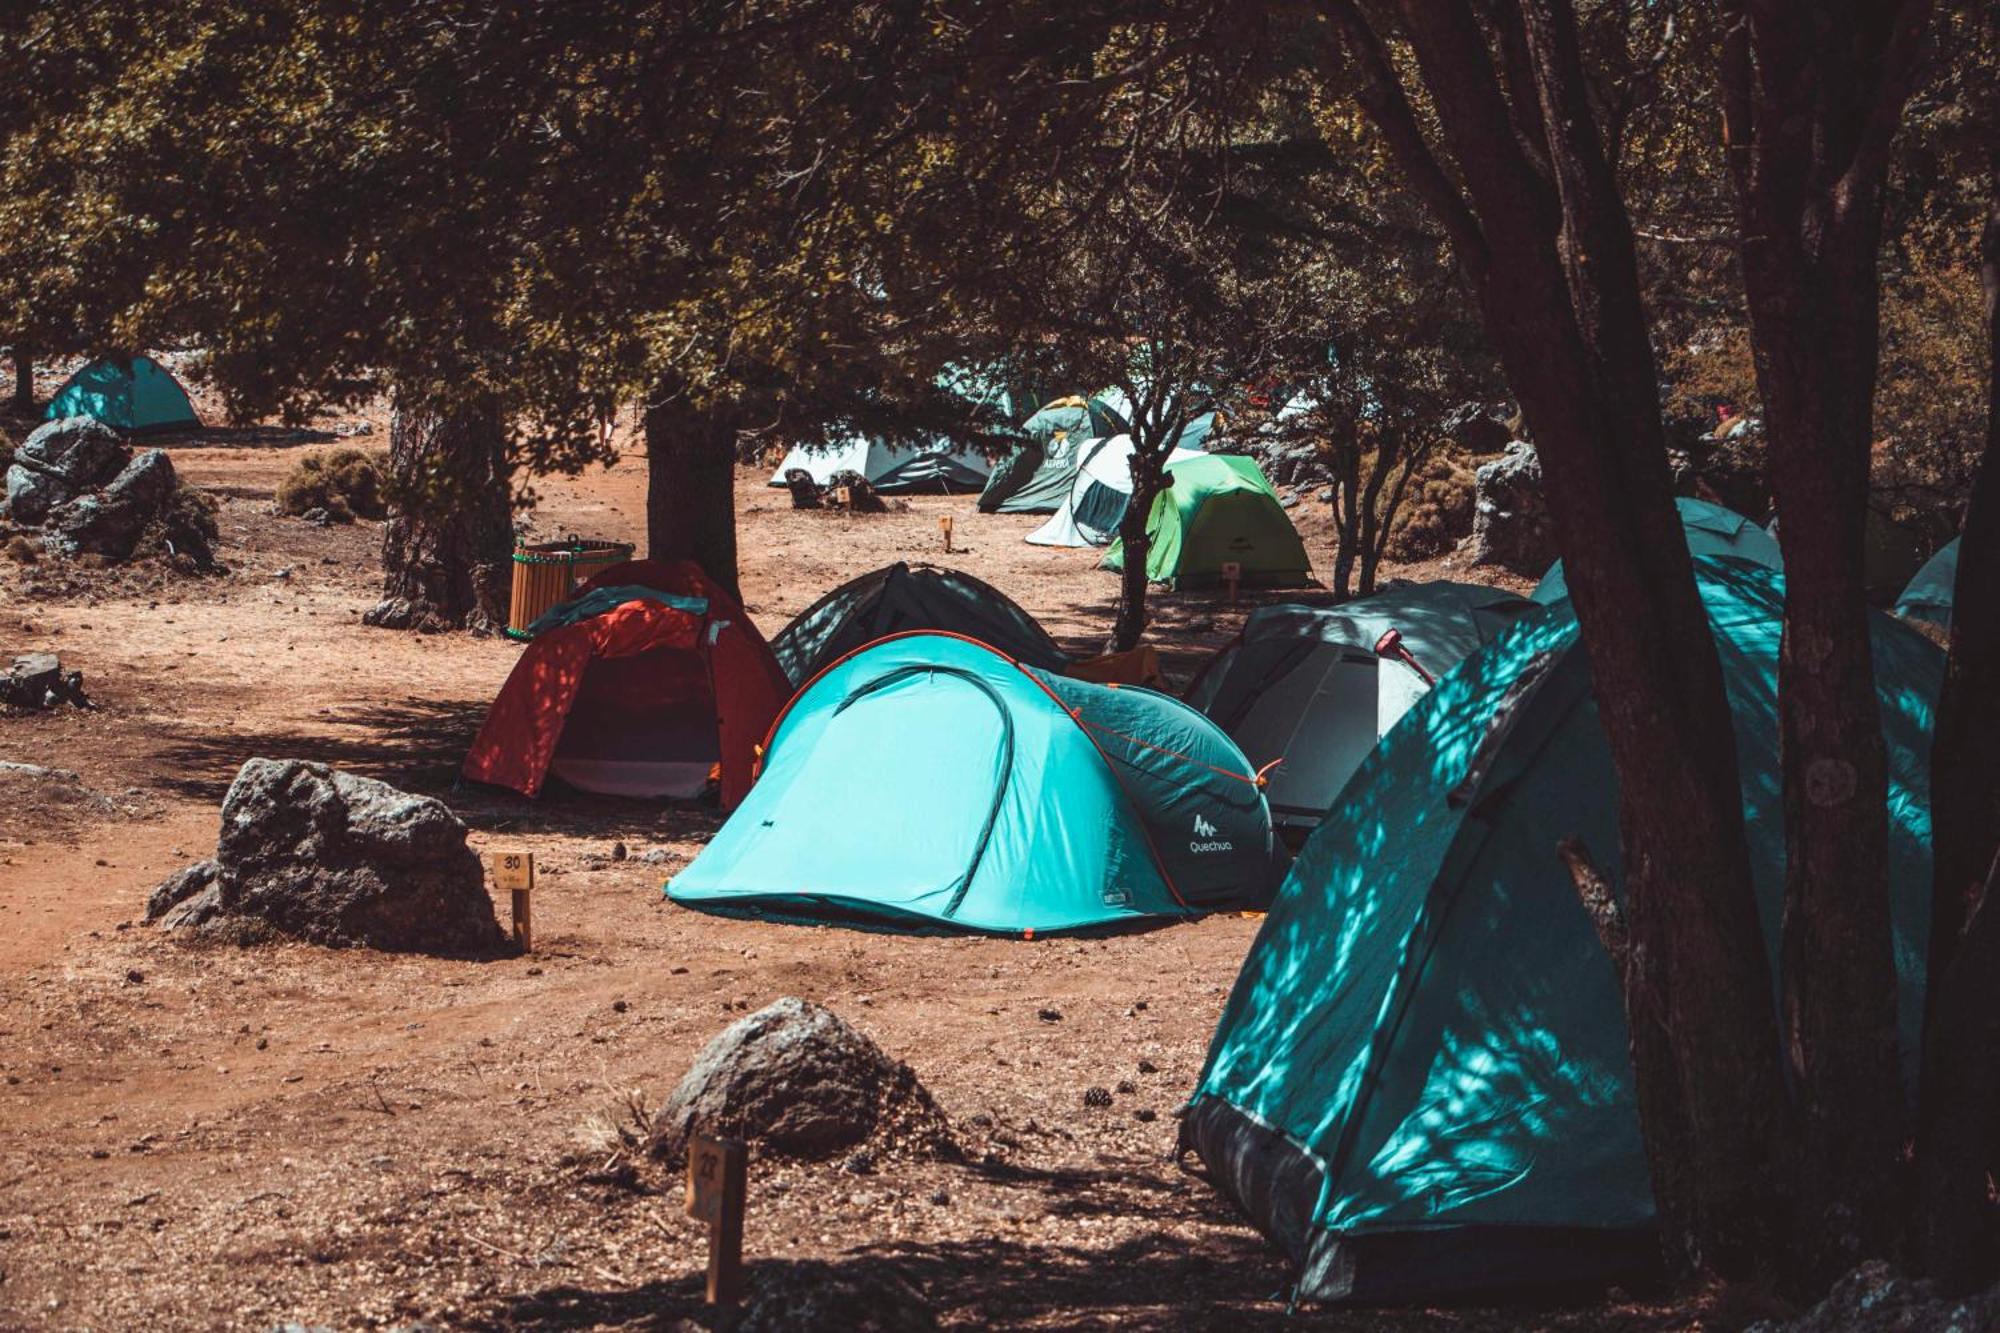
[1021,392,1131,446]
[1184,559,1940,1304]
[667,633,1279,934]
[46,354,199,433]
[464,559,790,807]
[1025,432,1206,548]
[769,562,1067,687]
[1896,536,1959,630]
[1183,581,1536,834]
[979,429,1093,514]
[767,433,990,493]
[1533,496,1781,603]
[1102,453,1311,589]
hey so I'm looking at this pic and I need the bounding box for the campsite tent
[1021,392,1131,446]
[767,433,990,493]
[667,632,1279,933]
[1532,497,1781,602]
[769,562,1067,687]
[1896,536,1959,630]
[1102,453,1312,589]
[1024,433,1205,548]
[464,559,791,807]
[46,355,199,433]
[1183,559,1940,1304]
[1183,581,1537,834]
[979,429,1093,514]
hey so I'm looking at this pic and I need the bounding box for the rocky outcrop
[1746,1261,2000,1333]
[3,418,215,567]
[44,449,179,561]
[147,759,505,955]
[649,998,952,1166]
[2,418,126,525]
[1465,440,1555,573]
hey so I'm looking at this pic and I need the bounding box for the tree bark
[11,346,32,412]
[1330,444,1361,600]
[1916,160,2000,1290]
[1111,451,1166,652]
[643,387,740,599]
[1330,0,1789,1278]
[1720,0,1933,1278]
[365,392,513,633]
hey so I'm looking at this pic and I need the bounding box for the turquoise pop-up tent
[668,632,1279,934]
[1183,558,1940,1304]
[1533,497,1780,603]
[1897,536,1958,630]
[46,354,199,433]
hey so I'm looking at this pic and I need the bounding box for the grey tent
[979,430,1094,514]
[1183,581,1536,834]
[1896,537,1959,630]
[769,562,1068,687]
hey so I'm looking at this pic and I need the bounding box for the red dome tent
[463,560,790,807]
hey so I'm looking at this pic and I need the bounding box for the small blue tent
[46,355,200,433]
[668,632,1279,934]
[1532,497,1781,603]
[1896,537,1958,630]
[1184,558,1940,1304]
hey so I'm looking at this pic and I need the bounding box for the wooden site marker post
[490,850,535,952]
[1221,560,1242,605]
[686,1133,747,1306]
[939,514,954,553]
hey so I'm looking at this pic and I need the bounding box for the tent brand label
[1190,813,1233,854]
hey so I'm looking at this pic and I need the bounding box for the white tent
[767,434,991,493]
[1023,431,1205,548]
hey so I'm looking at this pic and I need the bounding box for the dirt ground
[0,392,1732,1331]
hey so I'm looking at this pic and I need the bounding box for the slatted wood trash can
[506,539,635,640]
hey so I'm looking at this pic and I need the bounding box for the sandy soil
[0,397,1718,1331]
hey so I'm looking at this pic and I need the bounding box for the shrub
[275,447,387,521]
[1385,451,1477,560]
[134,484,222,568]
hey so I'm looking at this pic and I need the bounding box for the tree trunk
[1330,445,1361,600]
[1917,163,2000,1290]
[11,346,32,412]
[365,392,513,633]
[1111,454,1164,652]
[1720,2,1930,1279]
[1356,433,1399,597]
[643,387,740,599]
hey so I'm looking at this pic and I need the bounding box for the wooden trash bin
[506,539,635,640]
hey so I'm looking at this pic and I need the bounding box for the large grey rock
[1746,1260,2000,1333]
[1466,440,1554,573]
[146,859,217,922]
[0,652,88,710]
[650,998,951,1166]
[4,464,66,525]
[44,449,177,560]
[145,758,504,955]
[16,417,127,487]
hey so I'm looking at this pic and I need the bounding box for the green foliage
[275,448,386,521]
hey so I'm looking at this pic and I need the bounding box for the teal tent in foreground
[668,632,1279,934]
[1532,497,1780,603]
[46,354,199,433]
[1184,558,1939,1304]
[1897,536,1958,630]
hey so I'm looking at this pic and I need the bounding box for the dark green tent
[770,562,1068,687]
[1183,559,1940,1304]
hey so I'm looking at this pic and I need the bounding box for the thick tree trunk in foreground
[1111,452,1166,653]
[1332,0,1788,1278]
[1720,1,1931,1280]
[1918,169,2000,1290]
[11,346,32,411]
[643,388,740,599]
[365,393,513,633]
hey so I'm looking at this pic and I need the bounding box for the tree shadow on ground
[1056,584,1328,687]
[145,696,724,843]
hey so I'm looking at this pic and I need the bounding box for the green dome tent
[1532,497,1780,603]
[1102,453,1312,589]
[769,562,1067,687]
[46,354,199,434]
[1183,581,1536,836]
[667,632,1279,934]
[1896,536,1958,630]
[1183,559,1940,1304]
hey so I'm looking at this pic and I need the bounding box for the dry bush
[133,484,221,565]
[275,447,387,521]
[1385,451,1477,559]
[5,534,37,562]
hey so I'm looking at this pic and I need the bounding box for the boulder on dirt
[1745,1261,2000,1333]
[146,758,506,955]
[1,652,90,710]
[3,417,126,524]
[734,1259,939,1333]
[145,859,217,923]
[649,998,952,1166]
[1465,440,1554,573]
[825,470,886,513]
[45,449,179,560]
[784,468,822,510]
